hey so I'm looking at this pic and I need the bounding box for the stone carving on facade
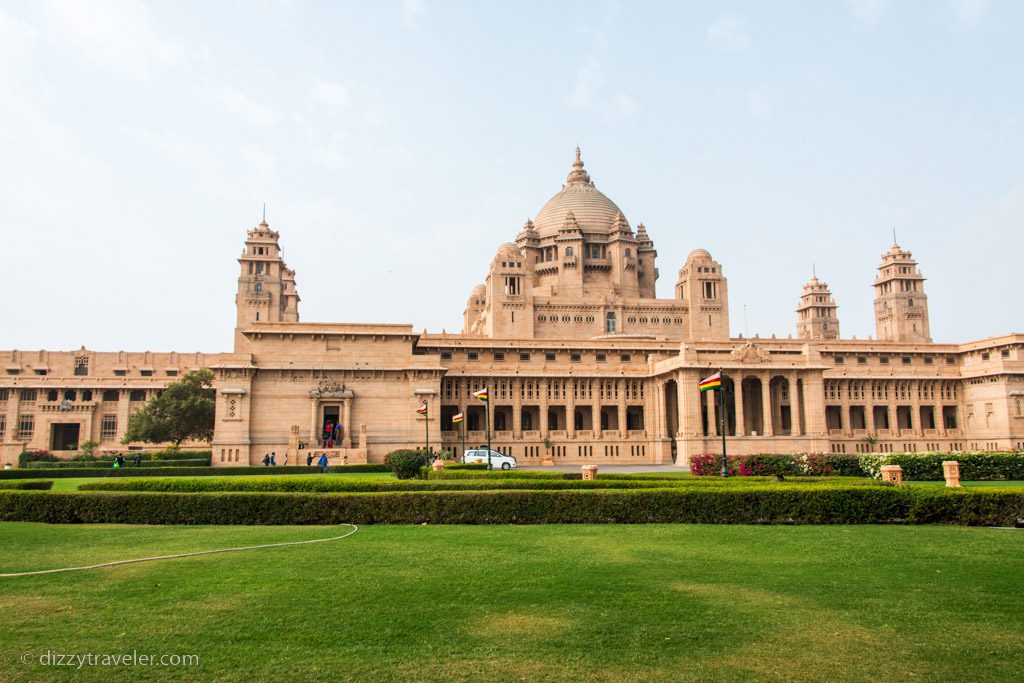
[732,341,771,364]
[309,379,354,399]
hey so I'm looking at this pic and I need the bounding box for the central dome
[533,148,626,238]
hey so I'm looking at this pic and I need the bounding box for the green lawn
[1,524,1022,681]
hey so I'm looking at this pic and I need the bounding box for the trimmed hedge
[79,478,692,493]
[689,452,1024,481]
[26,458,211,469]
[443,463,489,471]
[18,449,213,467]
[0,480,53,491]
[1,486,1021,526]
[0,466,325,480]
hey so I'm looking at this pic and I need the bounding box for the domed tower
[675,249,730,341]
[874,242,931,343]
[796,274,839,340]
[462,284,487,336]
[479,243,532,338]
[234,220,300,350]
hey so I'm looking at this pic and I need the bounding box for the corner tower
[873,242,930,343]
[675,249,730,341]
[235,221,300,348]
[796,275,839,340]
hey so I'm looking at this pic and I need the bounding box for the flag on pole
[416,403,428,415]
[452,412,464,424]
[699,371,723,392]
[473,388,489,402]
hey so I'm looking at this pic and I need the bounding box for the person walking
[262,453,270,466]
[270,452,277,466]
[306,452,313,467]
[317,452,329,473]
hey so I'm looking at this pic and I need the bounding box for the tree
[122,368,216,446]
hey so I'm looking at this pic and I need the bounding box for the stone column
[539,379,549,438]
[617,379,627,438]
[910,380,922,437]
[802,373,828,437]
[733,376,745,437]
[3,389,21,444]
[567,379,576,438]
[342,399,352,448]
[705,389,718,437]
[116,389,132,445]
[512,378,523,439]
[676,373,687,437]
[761,374,774,437]
[789,372,803,436]
[592,398,601,439]
[309,398,320,446]
[840,379,852,436]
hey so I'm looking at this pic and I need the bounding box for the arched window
[255,283,262,293]
[565,246,574,257]
[625,248,631,258]
[605,312,616,333]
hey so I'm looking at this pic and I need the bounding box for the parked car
[462,448,517,470]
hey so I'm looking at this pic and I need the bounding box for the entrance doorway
[322,406,341,447]
[50,423,80,451]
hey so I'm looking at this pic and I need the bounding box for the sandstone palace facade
[2,150,1022,468]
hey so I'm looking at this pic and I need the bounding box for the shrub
[1,486,1021,526]
[859,452,1024,481]
[384,450,429,479]
[25,458,212,469]
[0,480,53,490]
[18,450,56,468]
[444,463,488,471]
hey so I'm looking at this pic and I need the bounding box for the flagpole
[461,418,465,462]
[425,404,429,459]
[485,383,492,470]
[719,368,728,478]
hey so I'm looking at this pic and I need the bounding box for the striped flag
[473,388,489,402]
[416,403,428,415]
[451,412,464,424]
[699,371,723,392]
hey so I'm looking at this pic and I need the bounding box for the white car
[462,448,517,470]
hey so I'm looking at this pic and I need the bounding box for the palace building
[2,149,1022,468]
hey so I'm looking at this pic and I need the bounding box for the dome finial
[567,146,592,185]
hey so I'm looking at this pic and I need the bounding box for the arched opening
[741,376,763,436]
[769,376,791,435]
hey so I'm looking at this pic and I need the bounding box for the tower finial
[566,146,591,185]
[812,262,816,278]
[892,227,897,246]
[261,203,267,226]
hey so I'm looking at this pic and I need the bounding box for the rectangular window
[140,370,153,377]
[34,369,47,376]
[545,352,556,361]
[467,352,478,361]
[519,353,530,362]
[440,352,452,361]
[129,390,146,401]
[17,414,34,440]
[923,357,933,365]
[74,357,89,376]
[902,356,912,365]
[166,370,178,377]
[946,356,955,365]
[1001,349,1010,359]
[493,352,505,361]
[0,388,7,401]
[103,389,119,402]
[981,352,990,361]
[6,368,18,375]
[114,369,127,377]
[0,416,4,440]
[880,356,889,365]
[857,357,867,365]
[570,353,582,362]
[834,356,845,365]
[620,354,631,362]
[596,354,606,362]
[101,415,118,441]
[20,389,36,402]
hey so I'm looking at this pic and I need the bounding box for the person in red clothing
[325,421,334,448]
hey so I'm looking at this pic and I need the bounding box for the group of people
[111,454,142,468]
[321,421,343,448]
[261,452,287,466]
[306,451,332,473]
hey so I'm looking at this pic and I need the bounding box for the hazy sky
[2,0,1021,353]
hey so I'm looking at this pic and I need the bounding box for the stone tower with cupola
[873,242,930,343]
[235,220,301,349]
[674,249,730,341]
[796,274,840,340]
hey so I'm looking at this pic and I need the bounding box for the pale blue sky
[2,0,1021,352]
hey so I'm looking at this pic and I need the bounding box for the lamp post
[719,370,729,478]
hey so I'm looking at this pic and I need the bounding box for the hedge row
[26,458,211,469]
[79,476,887,494]
[19,449,213,467]
[0,466,325,480]
[0,480,54,491]
[1,487,1021,525]
[689,452,1024,480]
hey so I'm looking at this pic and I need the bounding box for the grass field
[1,523,1022,681]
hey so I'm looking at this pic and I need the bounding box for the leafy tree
[122,369,216,446]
